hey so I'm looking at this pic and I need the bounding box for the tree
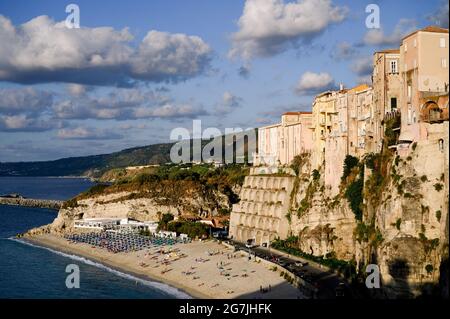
[158,213,174,230]
[342,155,359,182]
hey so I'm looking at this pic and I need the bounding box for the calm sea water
[0,177,189,299]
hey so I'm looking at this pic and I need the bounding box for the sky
[0,0,448,162]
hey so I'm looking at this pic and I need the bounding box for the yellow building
[310,90,338,169]
[372,49,402,153]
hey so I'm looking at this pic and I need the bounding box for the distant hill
[0,143,174,177]
[0,129,257,177]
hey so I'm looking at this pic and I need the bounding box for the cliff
[230,122,448,298]
[27,164,247,236]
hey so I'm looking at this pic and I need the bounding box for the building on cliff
[254,112,312,167]
[397,26,449,154]
[372,49,402,153]
[230,27,449,279]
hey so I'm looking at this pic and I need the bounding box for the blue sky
[0,0,448,161]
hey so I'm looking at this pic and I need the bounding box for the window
[404,43,408,52]
[442,58,447,68]
[440,38,446,48]
[413,39,417,47]
[391,97,397,109]
[390,60,398,74]
[408,107,412,124]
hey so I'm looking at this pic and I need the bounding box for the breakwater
[0,197,63,210]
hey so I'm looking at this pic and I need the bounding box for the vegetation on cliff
[63,163,249,217]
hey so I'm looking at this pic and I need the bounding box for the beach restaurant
[74,218,158,233]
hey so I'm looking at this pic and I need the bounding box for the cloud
[363,19,416,47]
[133,103,208,119]
[356,75,372,85]
[238,64,251,78]
[57,126,123,140]
[255,117,273,125]
[229,0,348,59]
[52,88,171,120]
[0,15,212,86]
[427,1,449,28]
[67,84,93,97]
[351,56,373,77]
[295,71,335,95]
[214,91,243,115]
[0,87,53,115]
[0,114,58,132]
[331,41,358,61]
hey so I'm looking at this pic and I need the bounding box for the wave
[8,237,192,299]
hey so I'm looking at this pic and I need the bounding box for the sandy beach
[25,234,303,299]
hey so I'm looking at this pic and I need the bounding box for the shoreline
[23,233,302,299]
[22,235,207,299]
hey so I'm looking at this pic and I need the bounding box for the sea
[0,176,190,299]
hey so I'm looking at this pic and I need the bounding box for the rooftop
[348,84,370,93]
[402,25,449,40]
[374,48,400,54]
[282,111,312,115]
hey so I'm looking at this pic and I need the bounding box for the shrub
[420,175,428,182]
[62,198,78,209]
[434,183,443,191]
[290,153,308,176]
[384,114,401,146]
[167,220,209,238]
[364,153,377,170]
[158,213,174,230]
[312,169,320,181]
[412,142,417,151]
[395,218,402,230]
[82,184,109,197]
[436,210,442,222]
[425,264,434,274]
[406,156,412,161]
[345,173,364,220]
[342,155,359,181]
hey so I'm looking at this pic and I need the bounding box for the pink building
[255,112,312,167]
[398,26,449,148]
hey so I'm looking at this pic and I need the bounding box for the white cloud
[214,91,243,115]
[428,1,449,28]
[351,56,373,77]
[0,114,56,132]
[295,71,335,95]
[0,15,212,86]
[67,84,92,97]
[57,126,122,140]
[229,0,348,59]
[0,87,53,115]
[332,41,358,61]
[133,104,208,119]
[363,19,416,47]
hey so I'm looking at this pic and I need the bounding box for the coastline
[22,233,302,299]
[22,234,206,299]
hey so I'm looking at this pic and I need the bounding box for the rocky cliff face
[286,123,448,298]
[229,122,448,298]
[27,182,235,236]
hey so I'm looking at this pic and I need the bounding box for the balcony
[421,102,449,123]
